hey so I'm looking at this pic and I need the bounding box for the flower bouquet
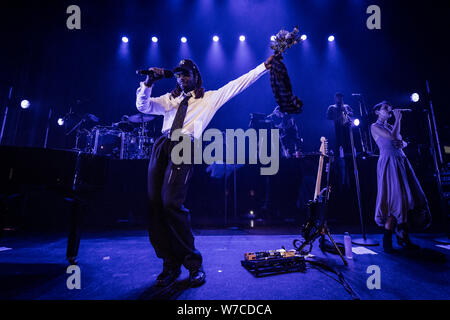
[270,26,302,55]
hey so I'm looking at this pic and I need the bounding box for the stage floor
[0,229,449,300]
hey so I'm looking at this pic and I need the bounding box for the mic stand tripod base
[352,237,379,246]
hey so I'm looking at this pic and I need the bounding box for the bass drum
[91,126,125,159]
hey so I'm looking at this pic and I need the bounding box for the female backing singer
[371,101,431,253]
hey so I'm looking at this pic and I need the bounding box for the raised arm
[371,123,407,150]
[136,82,173,115]
[391,109,402,140]
[211,56,273,111]
[345,105,354,117]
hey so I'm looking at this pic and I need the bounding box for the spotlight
[180,36,187,43]
[301,34,307,41]
[20,99,30,109]
[121,36,128,43]
[353,118,360,127]
[328,35,335,42]
[212,35,219,42]
[270,35,276,41]
[151,36,158,43]
[57,118,64,126]
[410,93,420,103]
[239,35,246,42]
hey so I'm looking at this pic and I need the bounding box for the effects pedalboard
[241,249,306,277]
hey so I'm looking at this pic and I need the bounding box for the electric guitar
[313,137,328,201]
[296,137,329,250]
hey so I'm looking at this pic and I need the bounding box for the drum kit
[69,113,156,160]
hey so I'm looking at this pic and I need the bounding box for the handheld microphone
[395,108,412,112]
[136,69,174,79]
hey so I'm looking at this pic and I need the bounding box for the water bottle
[344,232,353,259]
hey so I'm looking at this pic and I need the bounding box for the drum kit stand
[66,112,156,160]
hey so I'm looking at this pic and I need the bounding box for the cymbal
[112,121,135,132]
[127,113,156,123]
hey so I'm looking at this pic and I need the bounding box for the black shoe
[397,234,420,250]
[383,229,396,253]
[156,268,181,287]
[395,224,420,250]
[189,268,206,287]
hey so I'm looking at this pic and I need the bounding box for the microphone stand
[355,94,373,154]
[0,87,13,145]
[348,122,378,246]
[43,108,52,148]
[424,81,449,244]
[426,81,444,166]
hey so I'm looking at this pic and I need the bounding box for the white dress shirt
[136,63,268,139]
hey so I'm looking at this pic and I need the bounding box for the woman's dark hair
[170,68,205,99]
[372,100,392,114]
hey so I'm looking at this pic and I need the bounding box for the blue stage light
[328,35,335,42]
[270,35,276,41]
[121,36,129,43]
[180,36,187,43]
[151,36,158,43]
[301,34,307,41]
[353,118,360,127]
[213,35,219,42]
[410,93,420,103]
[20,100,30,109]
[57,118,64,126]
[239,35,246,42]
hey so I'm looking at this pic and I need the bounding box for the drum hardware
[65,113,99,151]
[127,113,155,124]
[91,126,125,159]
[112,120,135,132]
[65,112,155,160]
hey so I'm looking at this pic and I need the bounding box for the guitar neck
[314,155,324,201]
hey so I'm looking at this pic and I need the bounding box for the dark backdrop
[1,0,448,150]
[0,0,448,228]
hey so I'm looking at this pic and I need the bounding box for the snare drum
[92,126,125,159]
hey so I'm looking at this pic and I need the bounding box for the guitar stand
[293,141,347,266]
[322,227,348,266]
[294,224,348,266]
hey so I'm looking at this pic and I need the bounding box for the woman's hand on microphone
[393,109,402,121]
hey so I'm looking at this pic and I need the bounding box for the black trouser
[147,134,202,271]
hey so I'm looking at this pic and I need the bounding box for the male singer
[136,56,274,287]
